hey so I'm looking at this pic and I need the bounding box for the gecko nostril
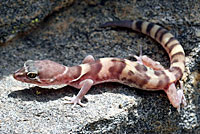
[13,73,18,80]
[13,67,26,80]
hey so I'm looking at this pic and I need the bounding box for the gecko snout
[13,67,26,80]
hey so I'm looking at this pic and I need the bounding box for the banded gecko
[13,20,186,110]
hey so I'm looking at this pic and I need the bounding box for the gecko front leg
[65,79,94,107]
[82,55,95,64]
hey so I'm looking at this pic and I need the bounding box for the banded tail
[100,20,185,81]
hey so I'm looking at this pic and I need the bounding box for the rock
[0,0,74,44]
[196,29,200,37]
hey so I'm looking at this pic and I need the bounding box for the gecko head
[13,60,68,86]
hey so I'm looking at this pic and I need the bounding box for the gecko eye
[27,72,37,79]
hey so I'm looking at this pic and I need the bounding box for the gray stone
[0,0,74,44]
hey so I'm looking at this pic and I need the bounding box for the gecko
[13,20,186,111]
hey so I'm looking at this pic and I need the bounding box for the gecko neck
[50,65,83,85]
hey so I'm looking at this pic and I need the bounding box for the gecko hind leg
[164,83,187,112]
[132,46,165,70]
[82,55,95,64]
[65,79,94,107]
[134,55,165,70]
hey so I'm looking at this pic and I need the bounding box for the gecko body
[13,20,186,110]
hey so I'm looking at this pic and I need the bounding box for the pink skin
[13,55,186,110]
[13,55,95,106]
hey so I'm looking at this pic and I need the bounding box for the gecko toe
[181,94,187,107]
[64,96,86,107]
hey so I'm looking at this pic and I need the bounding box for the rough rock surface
[0,0,199,133]
[0,0,74,44]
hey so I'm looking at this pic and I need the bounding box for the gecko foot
[65,79,93,108]
[65,96,87,107]
[133,54,144,64]
[177,90,187,107]
[175,90,187,112]
[177,80,187,107]
[165,83,187,112]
